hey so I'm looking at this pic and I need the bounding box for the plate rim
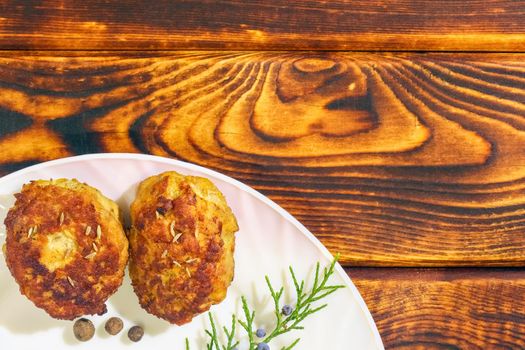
[0,153,384,349]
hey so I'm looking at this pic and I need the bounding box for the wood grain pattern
[350,267,525,349]
[0,52,524,266]
[1,1,525,51]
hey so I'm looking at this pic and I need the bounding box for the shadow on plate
[108,274,170,336]
[115,181,138,228]
[0,264,69,334]
[0,195,67,335]
[108,180,171,337]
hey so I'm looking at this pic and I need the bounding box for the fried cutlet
[129,172,238,325]
[3,179,128,320]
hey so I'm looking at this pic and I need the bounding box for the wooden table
[1,1,524,348]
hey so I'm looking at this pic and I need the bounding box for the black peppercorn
[105,317,123,335]
[73,318,95,342]
[128,325,144,342]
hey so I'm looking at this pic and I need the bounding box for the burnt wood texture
[0,52,524,267]
[350,268,525,349]
[0,1,525,51]
[1,1,525,349]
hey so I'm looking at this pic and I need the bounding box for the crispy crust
[129,172,238,325]
[4,179,128,320]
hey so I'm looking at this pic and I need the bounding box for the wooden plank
[0,52,524,266]
[0,1,525,51]
[349,267,525,349]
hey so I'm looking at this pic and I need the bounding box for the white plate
[0,153,384,350]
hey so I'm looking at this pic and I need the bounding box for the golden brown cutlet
[3,179,128,320]
[129,172,238,325]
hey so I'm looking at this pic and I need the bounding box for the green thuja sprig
[188,256,344,350]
